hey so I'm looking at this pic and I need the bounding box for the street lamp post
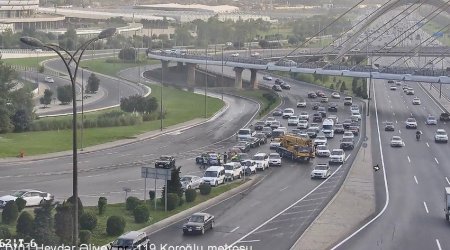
[20,27,116,248]
[205,46,208,118]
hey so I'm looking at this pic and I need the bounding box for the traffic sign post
[141,167,172,211]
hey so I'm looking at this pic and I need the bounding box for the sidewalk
[291,107,375,250]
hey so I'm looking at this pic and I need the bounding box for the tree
[40,89,53,107]
[258,40,269,48]
[288,36,299,45]
[86,73,100,93]
[32,201,58,245]
[67,195,84,219]
[133,205,150,223]
[80,211,97,231]
[162,167,183,200]
[0,226,11,239]
[2,201,19,224]
[54,201,73,244]
[11,109,31,132]
[352,78,358,92]
[98,197,107,215]
[120,95,158,114]
[15,197,26,212]
[106,216,126,236]
[340,82,347,92]
[173,25,193,46]
[56,85,73,104]
[118,47,136,61]
[16,211,34,238]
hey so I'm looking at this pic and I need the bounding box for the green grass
[0,84,223,157]
[422,21,450,46]
[86,181,244,246]
[80,57,159,76]
[2,56,56,68]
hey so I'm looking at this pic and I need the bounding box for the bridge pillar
[186,63,196,87]
[161,60,169,76]
[250,69,258,89]
[177,62,183,71]
[234,67,244,89]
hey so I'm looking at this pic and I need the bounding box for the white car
[328,114,338,124]
[314,134,327,146]
[435,129,448,143]
[329,149,346,164]
[412,97,421,105]
[0,190,54,208]
[390,85,397,90]
[268,152,282,166]
[223,162,243,181]
[343,131,354,139]
[252,153,269,170]
[297,100,307,108]
[405,117,417,129]
[297,119,308,129]
[426,115,438,125]
[44,76,54,83]
[299,111,309,120]
[282,108,295,119]
[316,145,331,157]
[350,105,359,113]
[351,112,362,121]
[288,116,300,126]
[311,163,331,179]
[309,123,320,132]
[180,175,203,190]
[390,136,405,147]
[241,160,257,174]
[331,92,340,99]
[269,138,281,149]
[231,52,239,57]
[395,81,402,85]
[265,117,277,126]
[263,76,273,81]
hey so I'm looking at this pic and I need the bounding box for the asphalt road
[142,71,365,250]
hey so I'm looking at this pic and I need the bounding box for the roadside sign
[362,142,368,148]
[141,167,171,180]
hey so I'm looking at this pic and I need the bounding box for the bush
[179,198,184,206]
[67,196,84,218]
[0,226,11,239]
[106,216,126,236]
[2,201,19,224]
[133,205,150,223]
[98,197,107,215]
[126,196,141,211]
[79,230,91,244]
[166,193,179,211]
[80,211,98,231]
[199,183,212,195]
[16,211,34,237]
[185,189,197,203]
[15,197,27,212]
[149,191,155,201]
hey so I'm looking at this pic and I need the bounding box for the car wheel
[215,181,218,186]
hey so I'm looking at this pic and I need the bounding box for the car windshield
[342,138,353,142]
[317,146,327,150]
[289,116,298,119]
[189,215,204,223]
[160,156,171,161]
[270,154,280,159]
[224,165,235,170]
[317,136,325,139]
[331,151,342,155]
[301,112,308,115]
[204,171,218,177]
[407,118,416,122]
[428,116,436,120]
[238,130,250,135]
[437,131,447,135]
[12,191,27,197]
[112,239,133,247]
[315,165,328,170]
[256,122,265,125]
[386,122,393,126]
[252,155,265,160]
[335,124,343,128]
[180,177,192,182]
[241,161,253,166]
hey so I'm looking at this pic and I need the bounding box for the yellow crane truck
[276,134,316,161]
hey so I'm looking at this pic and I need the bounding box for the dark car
[343,119,352,129]
[254,132,268,144]
[334,123,345,134]
[316,91,325,97]
[317,107,327,118]
[306,128,318,138]
[155,155,176,169]
[313,113,323,122]
[254,121,265,131]
[440,112,450,121]
[312,102,320,110]
[384,122,395,131]
[349,125,360,136]
[183,212,215,235]
[308,92,317,98]
[243,137,260,148]
[328,103,338,112]
[235,141,251,152]
[272,85,282,91]
[275,78,283,85]
[273,109,283,116]
[280,82,291,90]
[340,138,355,150]
[261,127,273,137]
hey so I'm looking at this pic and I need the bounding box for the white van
[202,166,225,186]
[252,153,269,171]
[344,96,353,106]
[110,231,148,250]
[223,162,243,181]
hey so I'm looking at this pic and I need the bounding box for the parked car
[183,213,215,235]
[280,82,291,90]
[331,92,340,99]
[263,76,273,81]
[272,85,282,91]
[155,155,176,169]
[241,160,257,175]
[0,190,54,208]
[44,76,54,83]
[312,102,320,110]
[268,152,282,167]
[110,231,149,250]
[180,175,203,190]
[440,112,450,121]
[223,162,243,181]
[252,152,269,171]
[202,166,225,186]
[272,109,283,116]
[308,92,317,98]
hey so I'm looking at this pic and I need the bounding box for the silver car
[180,175,203,190]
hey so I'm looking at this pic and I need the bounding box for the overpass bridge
[147,50,450,90]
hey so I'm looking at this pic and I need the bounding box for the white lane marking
[435,158,439,164]
[436,239,442,250]
[230,226,240,233]
[410,112,413,116]
[85,173,108,178]
[253,227,279,234]
[424,201,429,214]
[395,120,398,124]
[331,74,390,250]
[280,186,289,192]
[407,156,411,163]
[237,240,261,244]
[393,112,396,116]
[446,177,450,185]
[117,178,141,183]
[414,176,418,184]
[426,142,430,147]
[399,130,401,134]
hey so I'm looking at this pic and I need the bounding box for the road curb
[290,100,375,250]
[101,175,263,247]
